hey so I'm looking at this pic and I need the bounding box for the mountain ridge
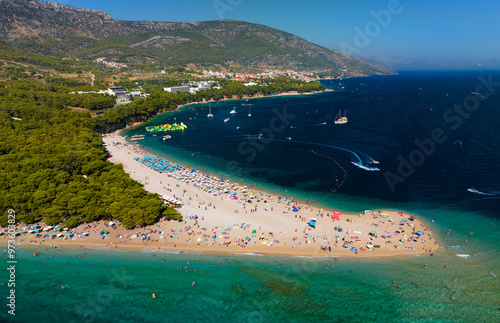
[0,0,393,76]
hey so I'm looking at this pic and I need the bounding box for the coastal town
[198,68,330,82]
[2,1,499,321]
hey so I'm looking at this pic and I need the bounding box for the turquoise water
[0,247,498,322]
[3,71,498,322]
[125,72,500,216]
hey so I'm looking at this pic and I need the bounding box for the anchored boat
[334,110,348,124]
[130,135,145,141]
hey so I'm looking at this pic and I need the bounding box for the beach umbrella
[252,230,257,233]
[57,233,63,237]
[104,231,109,234]
[49,233,55,236]
[292,207,299,212]
[416,231,424,236]
[56,228,62,231]
[33,225,39,228]
[66,232,73,236]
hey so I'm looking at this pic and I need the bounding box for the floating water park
[145,122,187,132]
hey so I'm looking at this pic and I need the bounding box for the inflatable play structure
[332,211,341,221]
[145,122,187,132]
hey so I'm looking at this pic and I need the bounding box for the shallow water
[3,71,498,322]
[0,247,498,322]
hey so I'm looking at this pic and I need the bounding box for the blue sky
[50,0,500,70]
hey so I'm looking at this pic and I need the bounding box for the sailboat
[242,99,252,116]
[207,103,213,118]
[230,107,237,114]
[334,110,348,124]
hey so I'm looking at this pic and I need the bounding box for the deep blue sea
[2,71,499,322]
[126,70,500,217]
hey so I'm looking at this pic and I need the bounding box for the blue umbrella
[49,233,55,236]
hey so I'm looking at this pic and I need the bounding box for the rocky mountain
[0,0,392,76]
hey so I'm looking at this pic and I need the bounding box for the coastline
[119,89,334,135]
[4,128,439,258]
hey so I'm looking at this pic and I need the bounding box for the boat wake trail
[467,188,500,196]
[351,162,380,171]
[225,132,380,172]
[270,139,379,172]
[297,122,328,127]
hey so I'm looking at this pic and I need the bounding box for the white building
[106,86,128,102]
[164,86,190,93]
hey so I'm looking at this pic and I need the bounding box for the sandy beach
[3,128,439,258]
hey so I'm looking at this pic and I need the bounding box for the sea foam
[467,188,499,196]
[351,162,380,171]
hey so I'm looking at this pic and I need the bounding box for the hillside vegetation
[0,48,326,228]
[0,0,392,77]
